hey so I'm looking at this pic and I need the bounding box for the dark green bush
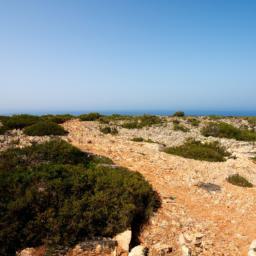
[187,118,200,127]
[201,122,256,141]
[227,174,253,187]
[173,123,189,132]
[122,115,162,129]
[79,112,102,121]
[0,140,157,255]
[23,121,68,136]
[41,114,74,124]
[131,137,144,142]
[99,114,132,124]
[0,116,10,122]
[0,139,90,172]
[173,111,185,117]
[100,126,118,135]
[0,125,8,135]
[164,140,230,162]
[3,114,40,130]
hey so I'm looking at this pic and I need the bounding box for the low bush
[79,112,102,121]
[0,139,90,171]
[201,122,256,141]
[131,137,144,142]
[163,140,230,162]
[23,121,68,136]
[41,114,74,124]
[187,117,200,127]
[100,126,118,135]
[0,125,8,135]
[173,123,189,132]
[3,114,40,129]
[227,174,253,187]
[99,114,132,124]
[122,115,163,129]
[0,140,158,255]
[173,111,185,117]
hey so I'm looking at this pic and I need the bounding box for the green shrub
[122,115,162,129]
[0,116,10,123]
[201,122,256,141]
[131,137,144,142]
[0,139,90,171]
[23,121,68,136]
[99,114,132,124]
[100,126,118,135]
[0,141,157,255]
[79,112,102,121]
[173,111,185,117]
[163,140,230,162]
[227,174,253,187]
[187,118,200,127]
[41,114,74,124]
[3,114,40,129]
[0,125,8,135]
[208,115,224,120]
[173,123,189,132]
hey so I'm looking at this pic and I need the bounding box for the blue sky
[0,0,255,114]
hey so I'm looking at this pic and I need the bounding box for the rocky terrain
[2,116,256,255]
[63,117,256,256]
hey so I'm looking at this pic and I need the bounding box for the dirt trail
[64,120,256,256]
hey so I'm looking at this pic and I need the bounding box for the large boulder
[114,229,132,256]
[248,240,256,256]
[129,245,148,256]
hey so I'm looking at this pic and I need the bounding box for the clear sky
[0,0,255,114]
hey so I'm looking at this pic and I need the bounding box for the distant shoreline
[1,110,256,117]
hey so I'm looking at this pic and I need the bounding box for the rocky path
[63,120,256,256]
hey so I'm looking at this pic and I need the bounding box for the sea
[1,110,256,117]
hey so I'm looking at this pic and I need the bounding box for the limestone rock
[114,229,132,254]
[129,245,148,256]
[248,240,256,256]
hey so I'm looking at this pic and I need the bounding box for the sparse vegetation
[227,174,253,187]
[131,137,157,143]
[23,121,68,136]
[163,140,230,162]
[131,137,144,142]
[201,122,256,141]
[0,140,158,255]
[173,111,185,117]
[3,114,40,129]
[187,117,200,127]
[99,114,132,124]
[173,123,189,132]
[0,125,8,135]
[41,114,74,124]
[100,126,118,135]
[122,115,163,129]
[79,112,102,121]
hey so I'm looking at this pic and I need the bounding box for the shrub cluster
[23,121,68,136]
[122,115,163,129]
[226,174,253,187]
[163,140,230,162]
[100,126,118,135]
[3,114,40,129]
[201,122,256,141]
[173,123,189,132]
[79,112,102,121]
[41,114,74,124]
[173,111,185,117]
[0,140,158,255]
[187,117,200,127]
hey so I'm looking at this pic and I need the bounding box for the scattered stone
[248,240,256,256]
[129,245,148,256]
[114,229,132,254]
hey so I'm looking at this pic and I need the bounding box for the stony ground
[63,118,256,256]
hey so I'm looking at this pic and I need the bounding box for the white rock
[248,240,256,256]
[17,248,36,256]
[129,245,147,256]
[181,244,191,256]
[114,229,132,252]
